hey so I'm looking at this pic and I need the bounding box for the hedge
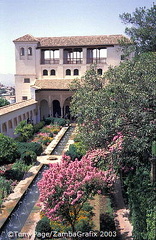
[17,142,43,156]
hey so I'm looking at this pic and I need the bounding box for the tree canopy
[38,155,115,233]
[0,134,18,164]
[0,97,10,107]
[119,3,156,54]
[70,53,156,239]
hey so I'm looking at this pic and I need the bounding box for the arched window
[74,69,79,75]
[14,118,18,127]
[50,69,56,75]
[43,69,48,76]
[28,47,32,56]
[97,68,102,75]
[8,120,13,129]
[66,69,71,76]
[2,123,7,132]
[20,47,25,56]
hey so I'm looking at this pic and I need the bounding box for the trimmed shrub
[66,142,86,161]
[54,118,66,126]
[4,160,32,181]
[0,134,19,165]
[21,151,37,165]
[4,169,24,181]
[17,142,43,156]
[33,121,45,133]
[44,117,55,125]
[45,117,67,126]
[35,217,51,239]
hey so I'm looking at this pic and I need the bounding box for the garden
[0,117,68,210]
[34,133,120,239]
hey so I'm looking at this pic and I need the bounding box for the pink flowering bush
[38,156,115,232]
[81,132,124,171]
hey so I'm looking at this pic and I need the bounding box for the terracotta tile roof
[14,34,125,47]
[31,79,74,90]
[13,34,38,42]
[0,99,37,116]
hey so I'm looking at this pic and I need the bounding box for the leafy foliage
[0,97,10,107]
[14,120,34,142]
[33,121,45,133]
[119,3,156,55]
[44,117,67,126]
[66,142,86,161]
[16,142,43,156]
[0,176,12,208]
[70,53,156,239]
[38,155,115,232]
[0,133,19,164]
[21,151,37,165]
[35,217,51,239]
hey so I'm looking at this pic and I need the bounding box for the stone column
[59,48,64,64]
[83,47,87,64]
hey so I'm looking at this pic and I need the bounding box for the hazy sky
[0,0,154,75]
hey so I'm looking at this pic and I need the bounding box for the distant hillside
[0,74,15,86]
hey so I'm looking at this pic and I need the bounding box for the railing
[41,58,59,64]
[41,58,107,65]
[63,58,83,64]
[87,58,107,64]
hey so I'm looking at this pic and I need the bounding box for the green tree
[0,97,10,107]
[71,53,155,150]
[14,120,34,142]
[0,134,18,164]
[70,53,156,239]
[119,3,156,55]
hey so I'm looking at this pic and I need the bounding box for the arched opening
[63,97,72,119]
[28,47,32,56]
[8,120,13,129]
[97,68,103,75]
[2,123,7,133]
[43,69,48,76]
[50,69,56,75]
[14,118,18,127]
[26,112,29,119]
[18,115,22,123]
[20,47,25,56]
[53,100,61,117]
[74,69,79,75]
[40,99,49,120]
[66,69,71,76]
[23,114,26,120]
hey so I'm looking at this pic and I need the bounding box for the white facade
[0,100,38,138]
[12,34,128,121]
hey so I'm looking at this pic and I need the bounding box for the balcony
[63,58,83,64]
[87,58,107,64]
[41,58,59,64]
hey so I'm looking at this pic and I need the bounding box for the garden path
[113,178,133,239]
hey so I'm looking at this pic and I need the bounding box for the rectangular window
[22,96,28,100]
[64,48,83,64]
[24,78,30,83]
[41,49,59,64]
[121,55,125,60]
[87,48,107,64]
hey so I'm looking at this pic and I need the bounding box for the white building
[0,34,126,137]
[13,34,125,119]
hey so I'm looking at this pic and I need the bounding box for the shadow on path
[112,178,133,240]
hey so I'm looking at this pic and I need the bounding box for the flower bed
[31,124,61,148]
[0,123,63,209]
